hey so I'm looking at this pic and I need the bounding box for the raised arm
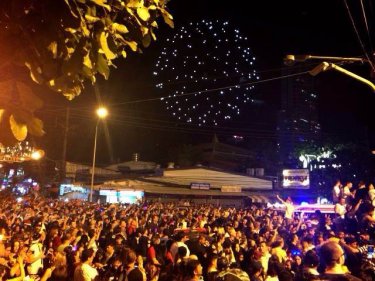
[276,195,286,204]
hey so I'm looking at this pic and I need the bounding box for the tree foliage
[293,140,372,198]
[0,0,173,145]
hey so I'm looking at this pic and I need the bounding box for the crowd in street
[0,180,374,281]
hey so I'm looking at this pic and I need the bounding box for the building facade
[277,71,321,167]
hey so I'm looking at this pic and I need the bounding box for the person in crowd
[259,241,271,276]
[74,248,98,281]
[124,250,146,281]
[206,254,218,281]
[294,250,320,281]
[368,183,375,206]
[334,197,347,232]
[342,182,354,204]
[291,254,302,277]
[184,259,203,281]
[276,195,295,224]
[26,232,44,277]
[170,232,190,262]
[147,234,163,267]
[354,181,368,203]
[1,186,375,281]
[249,262,264,281]
[319,241,361,281]
[332,180,342,204]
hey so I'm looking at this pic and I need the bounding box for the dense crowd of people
[0,180,374,281]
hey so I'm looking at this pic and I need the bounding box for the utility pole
[61,107,70,181]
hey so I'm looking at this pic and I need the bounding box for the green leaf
[25,62,44,84]
[83,52,93,69]
[80,21,90,37]
[150,29,157,40]
[9,115,27,142]
[112,23,129,34]
[27,117,45,137]
[0,111,17,146]
[81,65,95,82]
[127,0,143,8]
[63,0,79,18]
[90,0,112,11]
[125,40,138,52]
[151,21,158,27]
[99,32,117,60]
[137,7,150,21]
[142,33,151,48]
[63,85,82,100]
[96,53,110,79]
[47,41,58,58]
[161,9,174,28]
[141,26,149,36]
[85,14,101,23]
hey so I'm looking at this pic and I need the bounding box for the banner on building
[190,182,210,190]
[282,169,310,189]
[221,185,242,193]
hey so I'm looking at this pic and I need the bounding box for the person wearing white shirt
[332,180,342,203]
[259,241,271,274]
[342,181,353,204]
[334,197,347,218]
[74,248,98,281]
[333,197,347,232]
[276,195,295,223]
[26,233,44,276]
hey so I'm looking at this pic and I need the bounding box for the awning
[247,195,270,204]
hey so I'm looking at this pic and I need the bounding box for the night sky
[38,0,375,166]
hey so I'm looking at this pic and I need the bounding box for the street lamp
[90,106,108,202]
[284,54,366,65]
[284,54,375,92]
[31,149,45,160]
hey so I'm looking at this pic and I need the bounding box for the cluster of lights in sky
[154,20,259,126]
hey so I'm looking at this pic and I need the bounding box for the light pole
[90,107,108,202]
[284,54,375,92]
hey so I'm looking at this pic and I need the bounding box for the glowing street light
[31,149,45,160]
[90,107,108,202]
[96,107,108,119]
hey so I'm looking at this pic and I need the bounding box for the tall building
[277,72,321,167]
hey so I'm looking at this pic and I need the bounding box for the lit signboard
[221,186,242,193]
[190,183,210,190]
[99,189,144,204]
[282,169,309,189]
[59,184,86,196]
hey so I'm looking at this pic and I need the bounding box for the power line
[344,0,375,71]
[100,70,310,106]
[42,68,311,110]
[40,108,339,141]
[359,0,373,52]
